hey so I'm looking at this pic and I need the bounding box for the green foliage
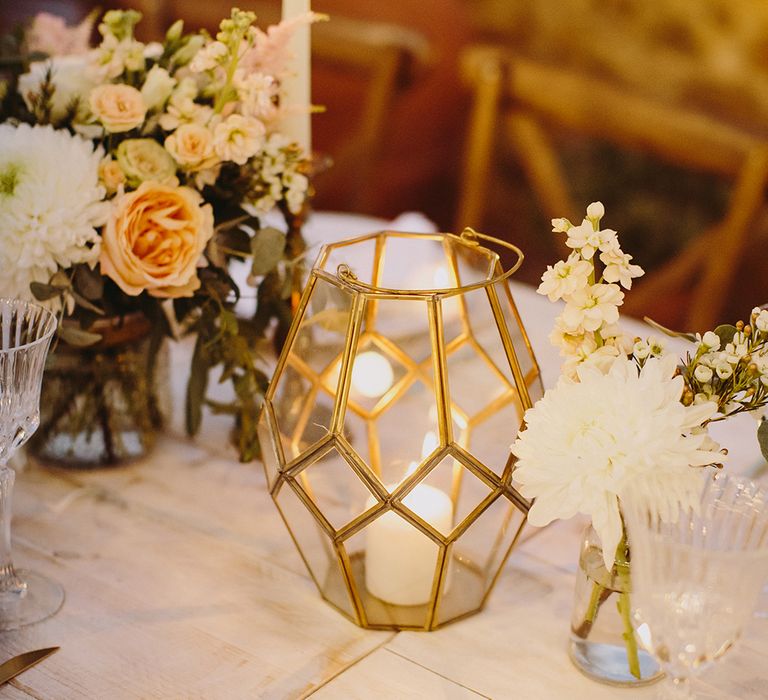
[250,227,286,276]
[185,279,271,462]
[759,419,768,464]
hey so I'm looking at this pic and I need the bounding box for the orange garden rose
[100,181,214,298]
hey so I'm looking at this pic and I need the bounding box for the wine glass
[623,473,768,699]
[0,298,63,629]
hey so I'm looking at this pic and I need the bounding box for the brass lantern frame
[259,228,542,630]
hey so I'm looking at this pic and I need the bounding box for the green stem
[615,529,641,679]
[586,580,605,622]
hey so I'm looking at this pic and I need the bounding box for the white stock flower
[189,41,228,73]
[586,201,604,221]
[579,344,622,374]
[551,217,571,233]
[92,35,145,79]
[235,70,279,121]
[512,355,721,570]
[284,172,309,214]
[158,78,213,131]
[537,252,592,302]
[599,244,644,290]
[561,283,623,332]
[565,220,617,260]
[213,114,266,164]
[0,123,107,300]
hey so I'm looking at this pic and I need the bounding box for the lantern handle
[333,228,524,297]
[458,227,524,272]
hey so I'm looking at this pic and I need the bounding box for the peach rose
[164,123,218,171]
[100,182,214,298]
[89,83,147,133]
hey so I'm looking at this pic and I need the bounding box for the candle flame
[403,430,439,479]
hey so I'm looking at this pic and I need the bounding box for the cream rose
[89,83,146,133]
[100,182,214,298]
[164,123,217,171]
[116,139,178,187]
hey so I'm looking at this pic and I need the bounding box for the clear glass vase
[29,314,168,468]
[569,524,663,686]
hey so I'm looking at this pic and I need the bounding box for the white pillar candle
[281,0,312,153]
[365,483,453,606]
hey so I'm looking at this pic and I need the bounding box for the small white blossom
[700,331,721,351]
[551,217,571,233]
[694,364,713,383]
[633,340,651,360]
[648,336,665,357]
[715,362,734,379]
[753,308,768,333]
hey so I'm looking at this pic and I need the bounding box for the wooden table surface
[1,214,766,699]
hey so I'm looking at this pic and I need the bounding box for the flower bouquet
[0,8,322,464]
[511,203,768,684]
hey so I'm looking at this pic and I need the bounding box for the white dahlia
[0,123,108,300]
[512,355,722,569]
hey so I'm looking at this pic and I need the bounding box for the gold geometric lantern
[258,228,543,630]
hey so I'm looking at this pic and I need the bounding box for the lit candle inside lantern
[351,351,394,398]
[281,0,312,153]
[326,350,395,399]
[365,432,453,606]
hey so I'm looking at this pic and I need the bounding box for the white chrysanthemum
[0,123,107,300]
[512,355,722,569]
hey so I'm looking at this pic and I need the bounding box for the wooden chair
[456,45,768,331]
[308,15,431,212]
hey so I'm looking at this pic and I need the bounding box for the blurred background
[2,0,767,329]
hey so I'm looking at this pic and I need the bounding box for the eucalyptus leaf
[186,335,209,436]
[250,227,286,276]
[30,282,62,301]
[74,264,104,300]
[59,325,102,347]
[758,419,768,464]
[50,270,71,288]
[714,324,738,346]
[643,317,697,343]
[70,290,104,315]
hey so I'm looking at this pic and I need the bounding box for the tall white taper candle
[281,0,311,153]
